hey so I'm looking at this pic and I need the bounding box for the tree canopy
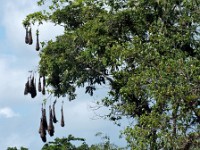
[7,147,28,150]
[42,134,124,150]
[7,134,124,150]
[23,0,200,149]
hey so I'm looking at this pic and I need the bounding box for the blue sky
[0,1,128,149]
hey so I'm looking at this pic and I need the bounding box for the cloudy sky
[0,1,128,149]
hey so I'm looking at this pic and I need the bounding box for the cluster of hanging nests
[24,74,45,98]
[24,27,65,142]
[24,73,65,142]
[39,101,65,142]
[24,25,40,51]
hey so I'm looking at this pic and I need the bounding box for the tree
[6,134,124,150]
[7,147,28,150]
[41,134,88,150]
[23,0,200,149]
[41,134,123,150]
[89,132,125,150]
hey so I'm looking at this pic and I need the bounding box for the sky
[0,1,128,149]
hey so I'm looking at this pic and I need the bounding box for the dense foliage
[41,134,124,150]
[7,147,28,150]
[7,134,124,150]
[23,0,200,149]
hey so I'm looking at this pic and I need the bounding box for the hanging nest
[24,77,30,95]
[36,30,40,51]
[42,76,46,95]
[39,105,48,142]
[28,27,33,45]
[42,107,48,131]
[38,76,42,92]
[48,106,54,136]
[52,100,58,123]
[25,27,29,44]
[34,78,37,95]
[39,117,47,142]
[61,105,65,127]
[30,76,37,98]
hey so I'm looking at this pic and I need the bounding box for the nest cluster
[24,75,46,98]
[24,25,65,143]
[25,26,40,51]
[39,101,65,142]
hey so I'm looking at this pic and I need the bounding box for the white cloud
[0,107,19,118]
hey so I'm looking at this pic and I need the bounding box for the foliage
[23,0,200,149]
[7,147,28,150]
[90,132,126,150]
[41,134,88,150]
[41,134,123,150]
[6,134,124,150]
